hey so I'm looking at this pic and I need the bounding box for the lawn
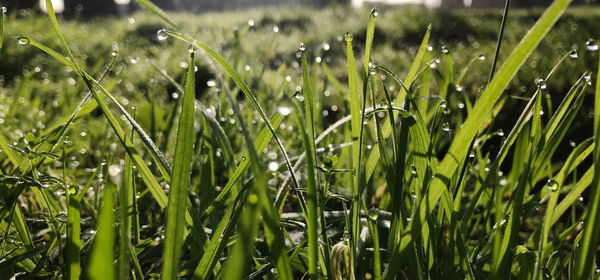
[0,0,599,279]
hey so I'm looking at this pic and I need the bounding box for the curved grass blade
[0,5,4,49]
[572,50,600,279]
[162,50,196,280]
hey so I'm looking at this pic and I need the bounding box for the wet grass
[1,0,600,279]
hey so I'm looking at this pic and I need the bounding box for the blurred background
[3,0,598,18]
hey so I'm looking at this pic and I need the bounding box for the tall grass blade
[162,50,196,280]
[573,42,600,279]
[300,48,320,279]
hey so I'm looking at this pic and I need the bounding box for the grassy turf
[0,1,599,279]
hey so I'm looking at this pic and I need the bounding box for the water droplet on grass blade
[441,45,449,54]
[586,39,598,51]
[206,80,216,87]
[129,57,138,64]
[345,32,353,41]
[455,84,463,92]
[247,19,255,27]
[2,7,7,13]
[535,78,547,89]
[478,55,486,60]
[156,29,168,41]
[370,8,378,17]
[17,37,30,45]
[569,49,578,58]
[546,179,559,191]
[410,164,417,176]
[442,122,450,132]
[188,44,196,54]
[272,25,279,33]
[244,65,251,71]
[323,43,330,51]
[298,43,306,52]
[241,156,247,161]
[427,45,433,52]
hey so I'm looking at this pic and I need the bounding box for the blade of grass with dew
[405,0,572,255]
[343,31,362,266]
[572,50,600,279]
[300,47,320,279]
[532,178,560,280]
[88,185,115,280]
[162,49,196,280]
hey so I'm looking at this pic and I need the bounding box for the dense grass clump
[1,0,600,279]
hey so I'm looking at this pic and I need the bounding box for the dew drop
[268,161,279,171]
[569,49,578,59]
[345,32,353,42]
[370,8,378,17]
[439,101,447,109]
[535,78,547,89]
[17,37,30,45]
[156,29,168,41]
[206,80,216,87]
[586,39,599,52]
[442,123,450,132]
[455,84,463,92]
[323,43,330,51]
[478,55,486,61]
[248,194,258,204]
[129,57,138,64]
[241,156,247,161]
[315,56,322,63]
[546,179,559,192]
[369,208,379,221]
[578,196,584,202]
[2,7,7,13]
[569,140,576,147]
[272,25,279,33]
[497,129,504,137]
[277,106,292,116]
[469,151,475,158]
[298,43,306,52]
[441,45,449,54]
[410,164,417,176]
[427,45,433,52]
[188,44,197,54]
[247,19,255,27]
[458,102,465,109]
[244,65,251,71]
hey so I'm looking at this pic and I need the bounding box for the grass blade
[300,47,319,279]
[132,0,176,28]
[88,185,116,280]
[573,42,600,279]
[162,50,196,280]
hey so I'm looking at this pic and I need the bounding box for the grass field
[1,0,599,279]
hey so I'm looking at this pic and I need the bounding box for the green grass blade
[573,47,600,279]
[88,185,116,280]
[301,48,319,279]
[364,8,377,75]
[119,151,134,279]
[162,50,196,280]
[344,31,362,265]
[66,176,81,280]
